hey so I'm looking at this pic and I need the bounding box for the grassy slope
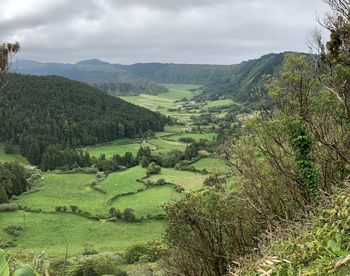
[147,168,206,190]
[204,99,235,108]
[0,212,164,257]
[192,158,232,174]
[148,138,187,153]
[15,173,107,214]
[87,139,155,158]
[111,186,181,217]
[100,166,146,195]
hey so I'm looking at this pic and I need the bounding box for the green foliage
[0,249,38,276]
[238,190,350,275]
[14,265,38,276]
[40,146,92,171]
[146,162,161,176]
[124,240,166,264]
[0,162,28,204]
[64,255,127,276]
[288,120,319,201]
[0,249,9,276]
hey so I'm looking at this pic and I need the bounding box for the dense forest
[16,53,286,101]
[0,74,168,164]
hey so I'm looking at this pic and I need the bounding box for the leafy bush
[0,203,19,212]
[124,241,166,264]
[174,185,185,193]
[146,162,161,176]
[65,256,127,276]
[3,225,22,237]
[0,249,38,276]
[178,137,195,143]
[122,208,135,222]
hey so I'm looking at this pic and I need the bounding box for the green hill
[0,74,167,164]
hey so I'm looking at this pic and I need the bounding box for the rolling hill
[0,74,168,164]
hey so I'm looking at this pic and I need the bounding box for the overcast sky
[0,0,330,65]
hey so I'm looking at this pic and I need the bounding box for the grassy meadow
[0,211,164,257]
[147,168,206,190]
[192,157,232,174]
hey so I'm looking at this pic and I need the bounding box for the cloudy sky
[1,0,330,64]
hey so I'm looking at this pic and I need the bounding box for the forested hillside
[0,74,167,164]
[16,53,287,101]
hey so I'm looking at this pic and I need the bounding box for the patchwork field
[121,84,202,123]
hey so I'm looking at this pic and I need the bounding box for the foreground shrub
[237,189,350,275]
[65,256,127,276]
[124,240,166,264]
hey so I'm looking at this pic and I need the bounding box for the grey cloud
[0,0,330,64]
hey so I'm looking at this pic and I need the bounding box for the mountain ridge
[13,52,305,101]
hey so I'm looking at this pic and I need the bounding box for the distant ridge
[14,52,306,101]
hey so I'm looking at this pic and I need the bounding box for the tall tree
[0,42,20,87]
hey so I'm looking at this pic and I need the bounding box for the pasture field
[148,138,187,153]
[100,166,146,195]
[111,185,181,217]
[192,157,232,174]
[147,168,206,190]
[87,139,155,158]
[0,147,29,165]
[0,211,164,257]
[166,132,217,142]
[15,173,107,214]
